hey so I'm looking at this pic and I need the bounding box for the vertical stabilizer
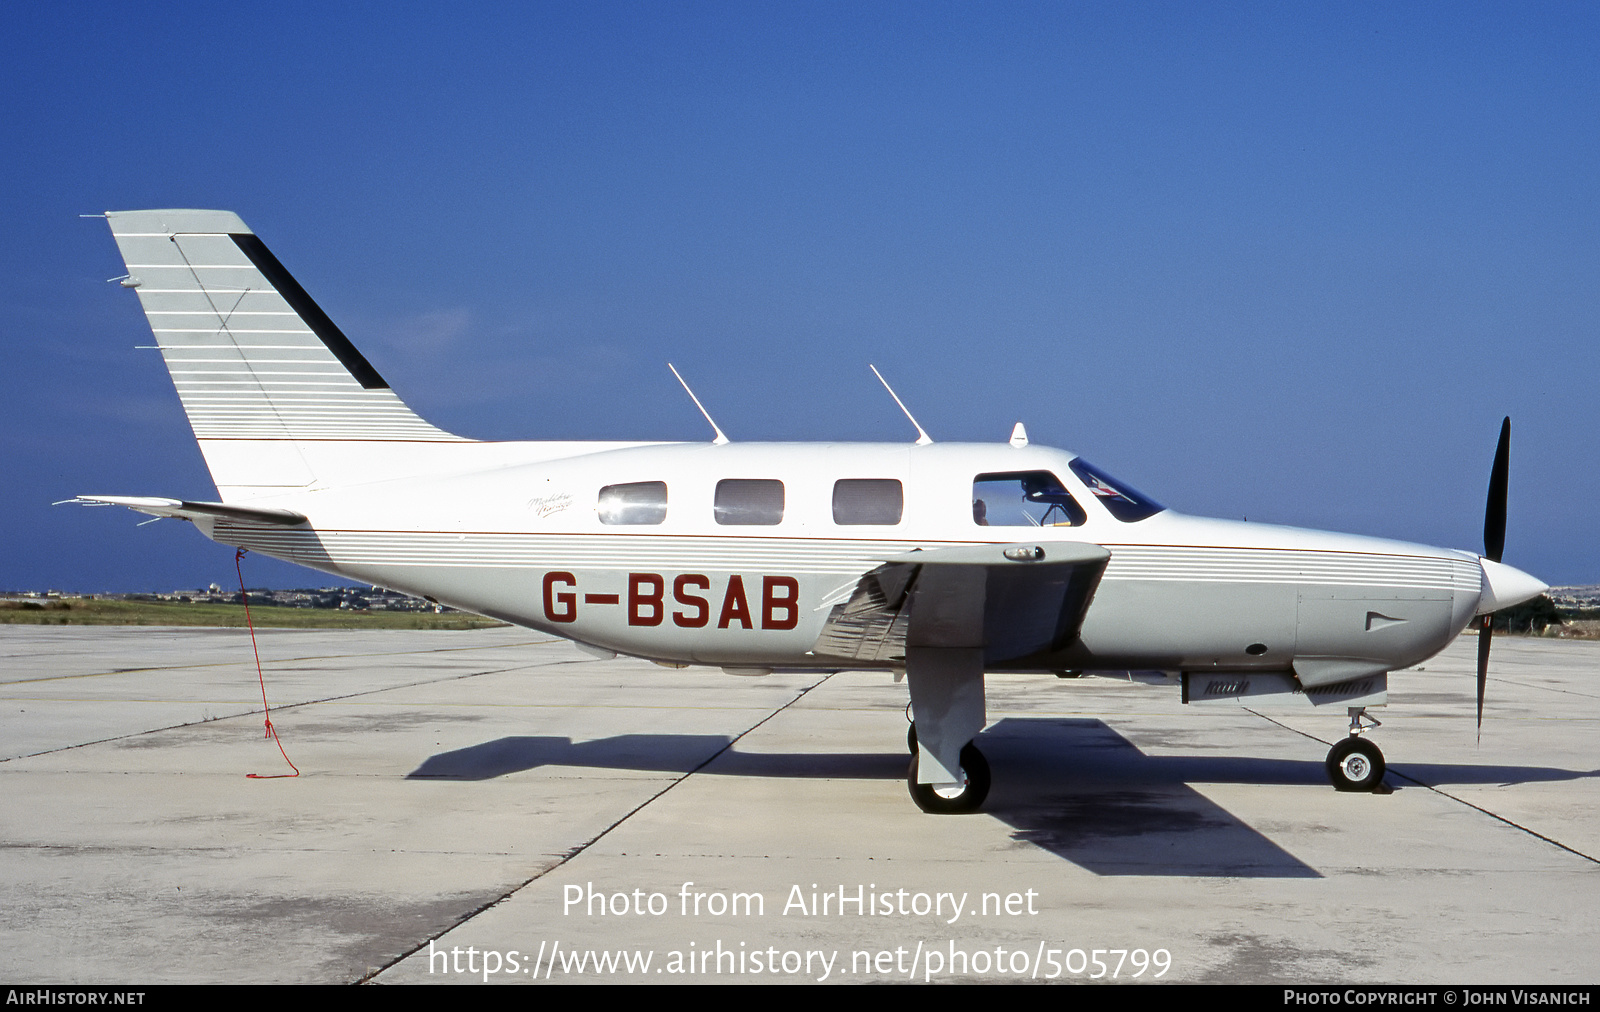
[105,210,467,498]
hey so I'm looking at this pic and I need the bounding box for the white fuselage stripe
[215,527,1479,590]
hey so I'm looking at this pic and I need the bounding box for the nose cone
[1476,558,1549,615]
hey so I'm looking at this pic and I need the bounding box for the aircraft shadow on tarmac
[397,719,1249,877]
[405,717,1600,877]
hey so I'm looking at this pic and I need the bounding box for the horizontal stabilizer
[70,495,306,526]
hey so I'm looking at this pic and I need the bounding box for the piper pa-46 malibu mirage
[74,209,1549,813]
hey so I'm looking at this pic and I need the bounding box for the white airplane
[74,209,1548,813]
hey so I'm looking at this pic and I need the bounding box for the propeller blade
[1476,614,1492,742]
[1483,417,1510,564]
[1477,417,1510,743]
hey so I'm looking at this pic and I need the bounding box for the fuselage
[199,440,1494,680]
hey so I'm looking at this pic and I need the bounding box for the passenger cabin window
[833,478,903,526]
[972,471,1086,527]
[1067,459,1164,523]
[714,479,785,526]
[597,481,668,525]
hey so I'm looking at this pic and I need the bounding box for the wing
[813,541,1111,666]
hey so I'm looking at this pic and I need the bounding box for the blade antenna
[667,363,729,445]
[869,364,933,446]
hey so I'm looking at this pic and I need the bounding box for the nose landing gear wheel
[908,743,990,813]
[1326,737,1385,792]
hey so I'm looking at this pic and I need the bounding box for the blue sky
[4,2,1597,591]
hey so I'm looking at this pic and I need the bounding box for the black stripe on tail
[229,233,389,390]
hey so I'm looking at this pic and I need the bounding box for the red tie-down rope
[235,548,300,778]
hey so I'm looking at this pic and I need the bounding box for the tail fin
[105,210,466,498]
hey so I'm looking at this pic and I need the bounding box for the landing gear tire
[908,743,990,814]
[907,722,917,754]
[1326,737,1385,792]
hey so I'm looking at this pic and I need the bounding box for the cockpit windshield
[972,471,1087,527]
[1067,459,1164,522]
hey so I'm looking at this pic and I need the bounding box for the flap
[814,541,1112,665]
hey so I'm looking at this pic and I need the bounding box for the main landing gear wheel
[908,743,991,814]
[1325,737,1386,792]
[907,722,917,754]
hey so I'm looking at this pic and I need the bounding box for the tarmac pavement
[2,625,1596,984]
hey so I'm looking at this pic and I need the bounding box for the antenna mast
[667,363,730,445]
[869,364,933,445]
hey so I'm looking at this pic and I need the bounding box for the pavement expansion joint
[1248,708,1600,867]
[354,670,835,984]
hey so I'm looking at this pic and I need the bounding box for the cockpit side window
[971,471,1086,527]
[715,479,785,526]
[1068,459,1164,522]
[833,479,903,525]
[598,481,668,525]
